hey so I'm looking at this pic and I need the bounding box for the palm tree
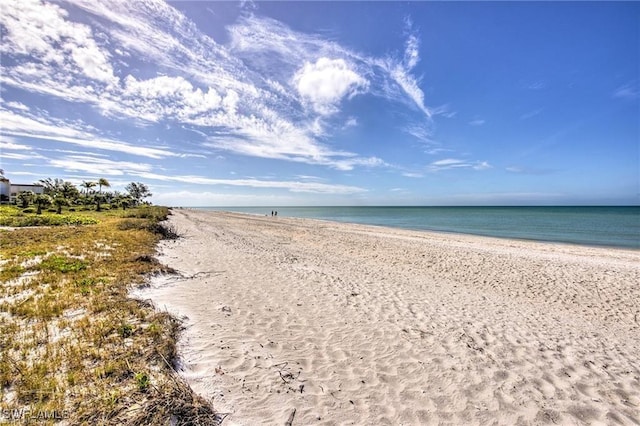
[16,191,34,208]
[34,194,52,215]
[114,194,133,210]
[53,195,69,214]
[80,181,96,195]
[94,193,106,212]
[60,181,80,201]
[97,178,110,194]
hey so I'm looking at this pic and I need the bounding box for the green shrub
[0,214,98,227]
[39,255,87,273]
[117,219,147,231]
[134,372,150,392]
[117,218,179,239]
[123,206,169,222]
[22,208,35,214]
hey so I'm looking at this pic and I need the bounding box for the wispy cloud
[430,104,457,119]
[49,155,154,176]
[0,0,118,104]
[229,13,433,118]
[0,136,31,150]
[525,81,545,90]
[381,15,431,118]
[131,171,366,194]
[4,101,30,111]
[469,119,486,126]
[506,166,556,175]
[404,123,433,143]
[520,109,543,120]
[2,152,44,161]
[613,82,639,100]
[0,109,180,159]
[428,158,491,172]
[402,172,424,178]
[343,117,358,129]
[0,0,472,196]
[424,147,453,156]
[2,1,415,174]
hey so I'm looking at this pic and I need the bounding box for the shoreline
[189,206,640,250]
[137,208,640,425]
[196,208,640,255]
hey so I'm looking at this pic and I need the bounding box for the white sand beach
[135,209,640,425]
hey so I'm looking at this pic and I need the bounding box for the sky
[0,0,638,206]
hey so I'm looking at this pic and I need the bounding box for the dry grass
[0,206,218,425]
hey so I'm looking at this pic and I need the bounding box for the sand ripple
[135,209,640,425]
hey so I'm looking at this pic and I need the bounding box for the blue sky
[0,0,638,206]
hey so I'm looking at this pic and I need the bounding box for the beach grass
[0,205,216,424]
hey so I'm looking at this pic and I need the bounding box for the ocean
[197,206,640,249]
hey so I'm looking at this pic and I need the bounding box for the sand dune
[134,209,640,425]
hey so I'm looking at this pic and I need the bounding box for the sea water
[198,206,640,249]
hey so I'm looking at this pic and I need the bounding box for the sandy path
[134,209,640,425]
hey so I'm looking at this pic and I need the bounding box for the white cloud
[403,17,420,70]
[229,14,432,119]
[506,166,555,175]
[405,123,434,143]
[430,104,456,118]
[130,171,367,194]
[402,172,423,178]
[473,161,492,171]
[384,60,431,118]
[151,190,293,207]
[344,117,358,128]
[520,109,543,120]
[0,138,31,150]
[49,155,153,176]
[404,34,420,70]
[6,171,39,177]
[295,175,325,181]
[613,82,639,100]
[1,152,41,160]
[469,119,486,126]
[293,58,368,115]
[526,81,545,90]
[4,101,30,111]
[374,16,431,119]
[116,75,224,122]
[0,109,178,159]
[432,158,465,167]
[1,0,117,85]
[0,0,429,176]
[428,158,492,172]
[424,147,452,155]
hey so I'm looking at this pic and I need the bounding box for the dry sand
[134,209,640,425]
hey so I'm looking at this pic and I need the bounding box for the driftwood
[284,408,296,426]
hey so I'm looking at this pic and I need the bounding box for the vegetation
[2,178,152,226]
[0,207,98,227]
[0,179,217,424]
[124,182,152,207]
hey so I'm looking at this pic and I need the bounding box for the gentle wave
[195,206,640,249]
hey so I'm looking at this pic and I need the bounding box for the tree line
[13,178,152,215]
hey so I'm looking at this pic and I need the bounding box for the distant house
[0,177,44,203]
[0,177,9,203]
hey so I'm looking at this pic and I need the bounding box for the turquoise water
[198,206,640,249]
